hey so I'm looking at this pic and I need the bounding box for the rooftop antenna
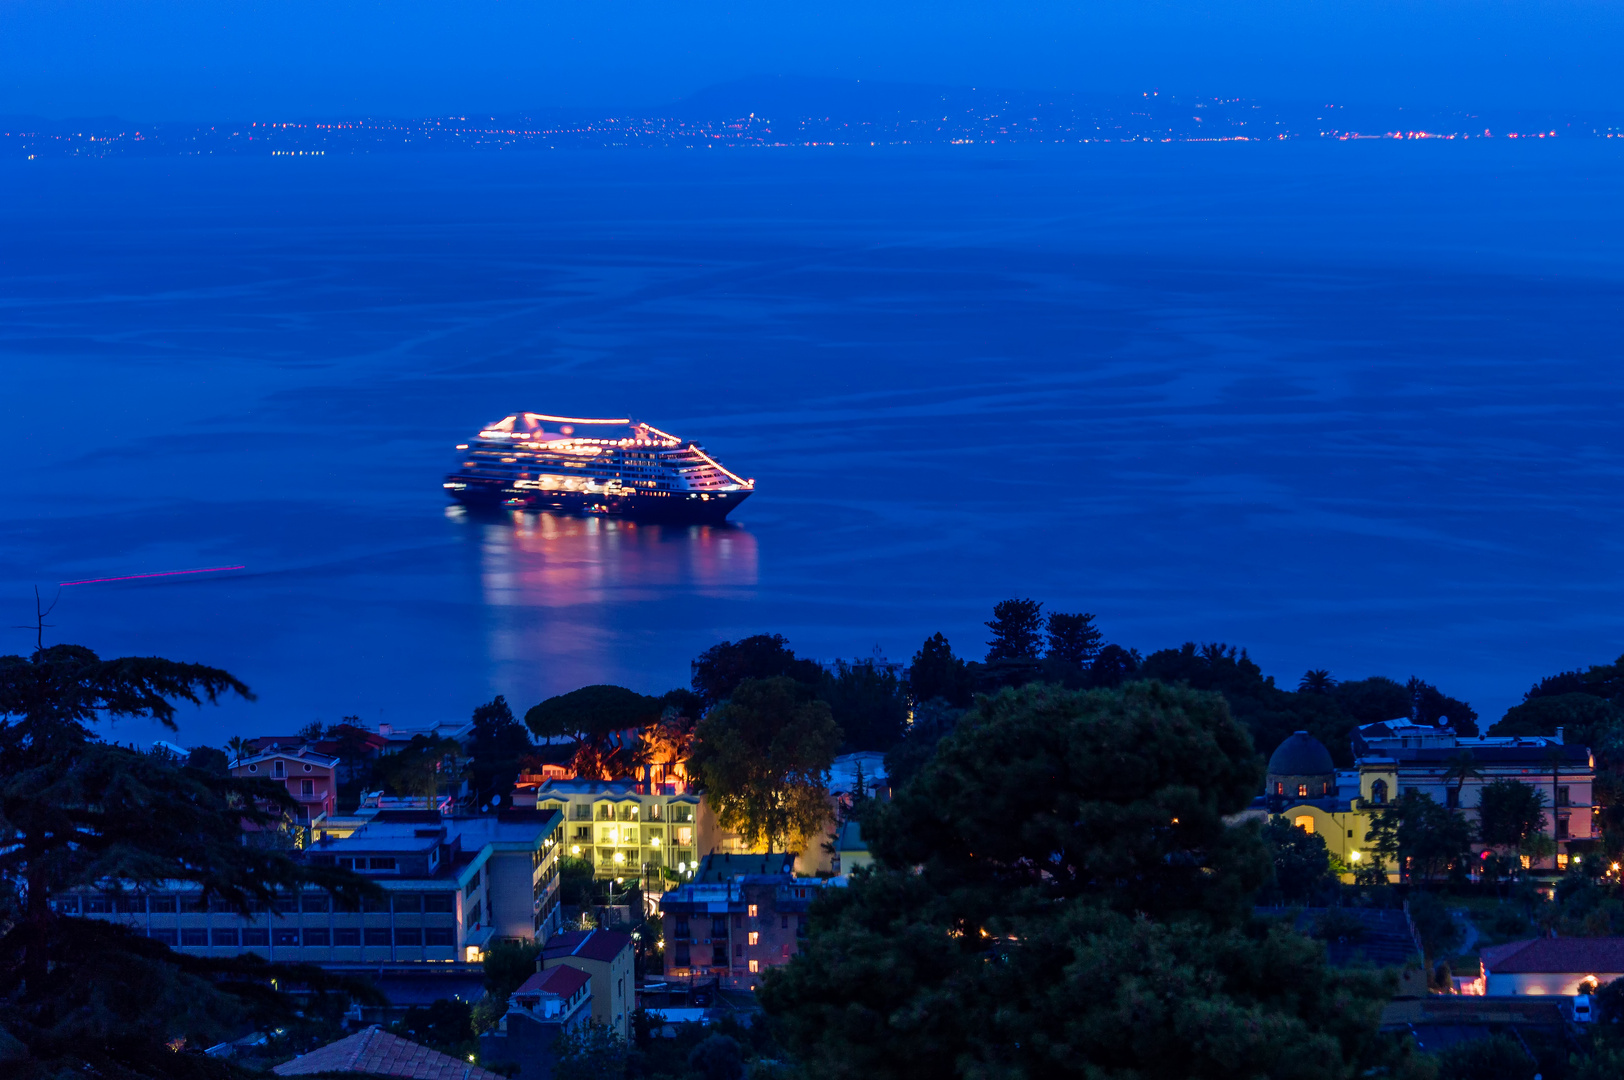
[13,586,61,652]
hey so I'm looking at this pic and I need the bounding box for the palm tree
[226,734,249,766]
[1442,749,1481,811]
[1299,669,1337,694]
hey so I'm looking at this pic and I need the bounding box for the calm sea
[2,141,1621,746]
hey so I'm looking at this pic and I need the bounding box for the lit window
[747,905,758,918]
[748,960,759,973]
[748,932,759,945]
[1293,816,1314,835]
[1297,784,1308,798]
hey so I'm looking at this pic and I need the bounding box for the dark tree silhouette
[907,633,973,707]
[1044,611,1103,667]
[690,634,823,709]
[1298,669,1337,694]
[984,598,1044,661]
[466,695,534,808]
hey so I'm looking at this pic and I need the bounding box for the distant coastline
[5,76,1621,159]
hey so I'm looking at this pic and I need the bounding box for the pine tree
[0,644,377,1077]
[984,599,1044,661]
[1044,611,1103,667]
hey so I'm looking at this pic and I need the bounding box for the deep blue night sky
[2,0,1622,120]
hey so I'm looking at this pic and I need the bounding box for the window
[423,893,454,914]
[365,928,392,946]
[56,896,80,914]
[573,804,592,821]
[675,943,691,967]
[303,763,313,772]
[1557,814,1571,840]
[424,928,454,946]
[675,919,690,938]
[150,895,177,913]
[781,915,788,929]
[115,896,145,914]
[303,928,330,946]
[747,904,758,918]
[734,943,743,957]
[733,915,742,929]
[273,929,300,946]
[334,928,360,946]
[467,902,482,928]
[150,929,178,946]
[242,929,269,946]
[84,895,111,913]
[781,943,791,958]
[272,895,298,914]
[1558,786,1571,808]
[1369,779,1388,805]
[369,857,397,871]
[212,929,239,946]
[1293,816,1314,835]
[181,929,209,946]
[394,894,423,914]
[301,779,314,796]
[362,895,390,913]
[209,896,233,913]
[748,960,759,973]
[395,928,423,946]
[796,916,807,938]
[671,805,693,823]
[711,917,727,937]
[711,945,727,966]
[301,894,329,913]
[1274,782,1283,795]
[273,761,285,778]
[1297,784,1308,798]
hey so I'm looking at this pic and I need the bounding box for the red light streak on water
[58,565,246,587]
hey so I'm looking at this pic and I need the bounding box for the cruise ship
[442,413,755,522]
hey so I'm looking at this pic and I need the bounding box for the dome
[1267,731,1334,777]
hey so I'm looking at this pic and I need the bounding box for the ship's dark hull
[447,479,750,523]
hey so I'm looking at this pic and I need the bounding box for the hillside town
[11,603,1624,1079]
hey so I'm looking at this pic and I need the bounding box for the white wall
[1486,971,1623,996]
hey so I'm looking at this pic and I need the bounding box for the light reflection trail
[59,565,246,587]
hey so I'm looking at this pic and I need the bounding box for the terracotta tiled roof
[1481,937,1624,974]
[543,928,632,964]
[516,965,591,998]
[272,1025,503,1079]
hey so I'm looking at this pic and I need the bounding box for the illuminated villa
[442,412,754,522]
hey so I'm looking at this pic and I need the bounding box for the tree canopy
[465,695,534,808]
[1364,790,1474,884]
[984,598,1045,661]
[0,644,377,1078]
[907,632,973,707]
[690,634,823,710]
[688,677,841,853]
[1477,779,1548,852]
[761,680,1427,1080]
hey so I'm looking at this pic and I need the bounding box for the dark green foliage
[1406,892,1464,961]
[466,695,534,808]
[553,1020,628,1080]
[690,677,842,853]
[1310,909,1367,943]
[392,998,473,1052]
[483,939,542,999]
[1477,779,1548,851]
[0,644,379,1078]
[867,681,1269,923]
[1087,642,1142,688]
[689,635,823,710]
[525,685,663,747]
[1299,670,1337,694]
[883,698,964,790]
[374,733,460,800]
[1044,611,1103,666]
[1524,654,1624,702]
[1492,693,1624,745]
[818,658,908,753]
[1364,791,1474,883]
[1331,676,1412,725]
[762,680,1428,1080]
[186,745,229,773]
[1407,677,1479,736]
[984,598,1044,661]
[687,1034,745,1080]
[1433,1033,1536,1080]
[1262,815,1335,903]
[558,856,596,914]
[906,632,974,708]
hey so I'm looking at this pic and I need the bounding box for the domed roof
[1267,731,1334,777]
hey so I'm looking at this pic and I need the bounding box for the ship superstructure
[443,412,754,522]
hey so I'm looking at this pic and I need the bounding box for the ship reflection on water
[453,507,759,698]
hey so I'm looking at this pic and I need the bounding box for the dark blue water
[2,142,1622,745]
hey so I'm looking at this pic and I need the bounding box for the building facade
[62,809,564,966]
[232,747,339,827]
[541,929,635,1041]
[659,853,839,991]
[527,779,703,884]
